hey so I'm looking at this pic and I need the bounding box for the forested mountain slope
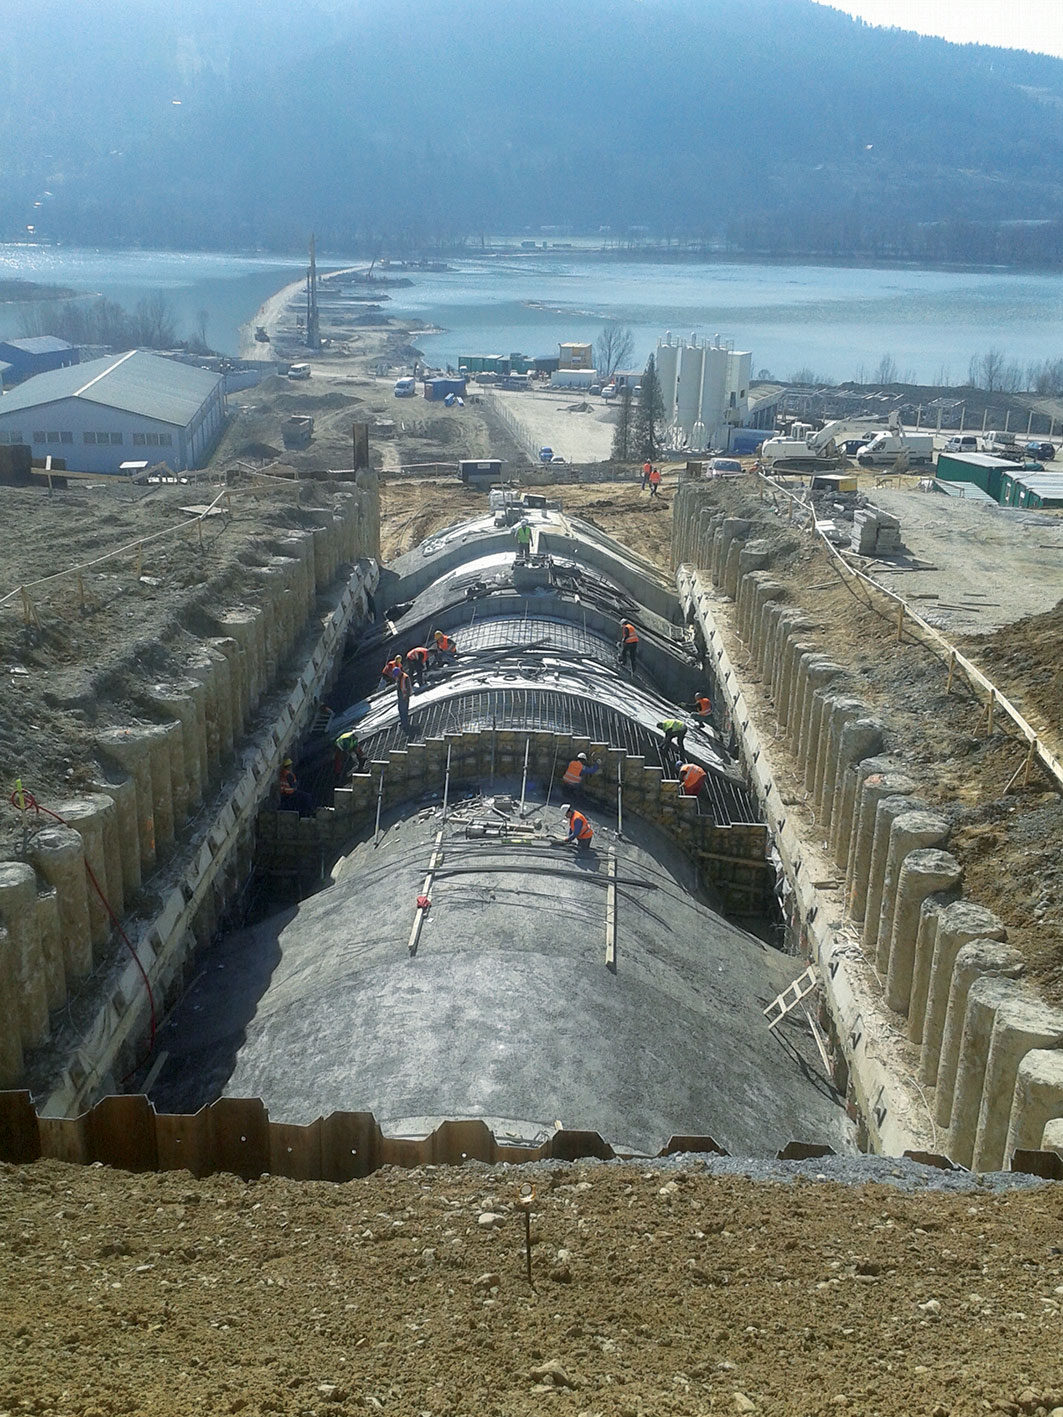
[5,0,1063,261]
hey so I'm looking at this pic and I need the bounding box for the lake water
[2,244,1062,383]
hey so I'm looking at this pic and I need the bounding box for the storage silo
[676,339,705,442]
[701,344,731,449]
[655,335,679,424]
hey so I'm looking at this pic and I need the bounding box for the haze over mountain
[5,0,1063,263]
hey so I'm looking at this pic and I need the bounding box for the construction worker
[333,729,366,780]
[560,803,594,852]
[405,645,431,687]
[396,664,412,732]
[658,718,688,754]
[513,520,533,563]
[678,762,707,797]
[562,751,600,791]
[641,460,652,490]
[278,757,313,815]
[692,693,712,719]
[432,629,457,665]
[618,619,639,671]
[648,466,662,498]
[380,654,402,687]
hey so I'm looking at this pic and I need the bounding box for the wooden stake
[895,601,904,642]
[987,689,995,736]
[197,517,204,551]
[946,650,956,695]
[1023,738,1038,787]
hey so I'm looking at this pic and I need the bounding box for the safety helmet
[577,752,587,762]
[434,630,444,641]
[282,757,292,766]
[560,803,572,816]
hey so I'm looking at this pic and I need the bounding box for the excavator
[759,413,896,472]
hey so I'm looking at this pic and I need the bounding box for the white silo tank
[701,345,731,448]
[655,338,679,423]
[676,340,704,442]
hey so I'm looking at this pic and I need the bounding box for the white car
[550,454,566,464]
[707,457,744,477]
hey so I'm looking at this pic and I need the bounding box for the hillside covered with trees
[5,0,1063,263]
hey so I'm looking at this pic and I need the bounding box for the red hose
[9,786,156,1081]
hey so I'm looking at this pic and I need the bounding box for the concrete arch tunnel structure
[148,503,856,1159]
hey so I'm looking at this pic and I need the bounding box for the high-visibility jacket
[279,765,297,796]
[648,468,661,486]
[642,462,652,477]
[396,669,412,698]
[678,763,707,796]
[515,523,532,544]
[381,658,401,682]
[659,719,685,734]
[406,646,430,664]
[694,696,712,715]
[562,758,587,787]
[434,633,455,653]
[621,622,639,645]
[567,809,593,842]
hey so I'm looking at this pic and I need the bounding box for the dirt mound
[234,440,281,461]
[273,391,362,413]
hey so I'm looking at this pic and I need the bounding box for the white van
[943,435,978,454]
[288,363,311,380]
[393,377,416,397]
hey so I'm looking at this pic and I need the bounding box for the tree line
[16,294,211,354]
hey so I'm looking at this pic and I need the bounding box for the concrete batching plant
[657,333,751,452]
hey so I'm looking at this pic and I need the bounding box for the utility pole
[306,233,320,352]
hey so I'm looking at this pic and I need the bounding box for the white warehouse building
[0,350,227,474]
[656,333,751,452]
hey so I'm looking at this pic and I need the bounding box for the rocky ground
[3,1155,1063,1417]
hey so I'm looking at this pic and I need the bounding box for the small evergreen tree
[633,355,665,460]
[611,385,634,461]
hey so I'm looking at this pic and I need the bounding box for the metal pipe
[519,737,530,816]
[616,759,624,837]
[442,742,453,820]
[373,767,385,845]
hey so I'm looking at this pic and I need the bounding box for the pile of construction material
[850,505,902,556]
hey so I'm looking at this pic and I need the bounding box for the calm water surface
[1,245,1061,381]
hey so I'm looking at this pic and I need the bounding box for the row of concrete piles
[674,487,1063,1170]
[0,489,378,1099]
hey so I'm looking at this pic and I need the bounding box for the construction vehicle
[282,415,314,449]
[760,416,889,471]
[254,326,269,343]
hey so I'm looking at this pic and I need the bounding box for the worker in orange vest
[278,757,313,815]
[648,466,662,498]
[641,460,652,490]
[692,694,712,718]
[560,803,594,852]
[562,751,599,791]
[380,654,402,686]
[405,645,431,687]
[396,665,412,732]
[432,629,457,665]
[678,762,707,797]
[618,619,639,671]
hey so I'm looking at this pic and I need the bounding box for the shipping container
[424,376,468,401]
[934,451,1015,504]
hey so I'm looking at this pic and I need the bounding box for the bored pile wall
[0,481,380,1116]
[673,481,1063,1170]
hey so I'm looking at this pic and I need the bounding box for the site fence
[752,468,1063,797]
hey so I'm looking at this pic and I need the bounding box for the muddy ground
[3,1156,1063,1417]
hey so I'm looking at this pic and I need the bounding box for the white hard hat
[560,803,572,815]
[577,752,587,762]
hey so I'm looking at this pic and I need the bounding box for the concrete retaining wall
[0,484,380,1116]
[673,481,1063,1169]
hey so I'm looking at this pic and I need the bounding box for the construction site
[3,273,1063,1415]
